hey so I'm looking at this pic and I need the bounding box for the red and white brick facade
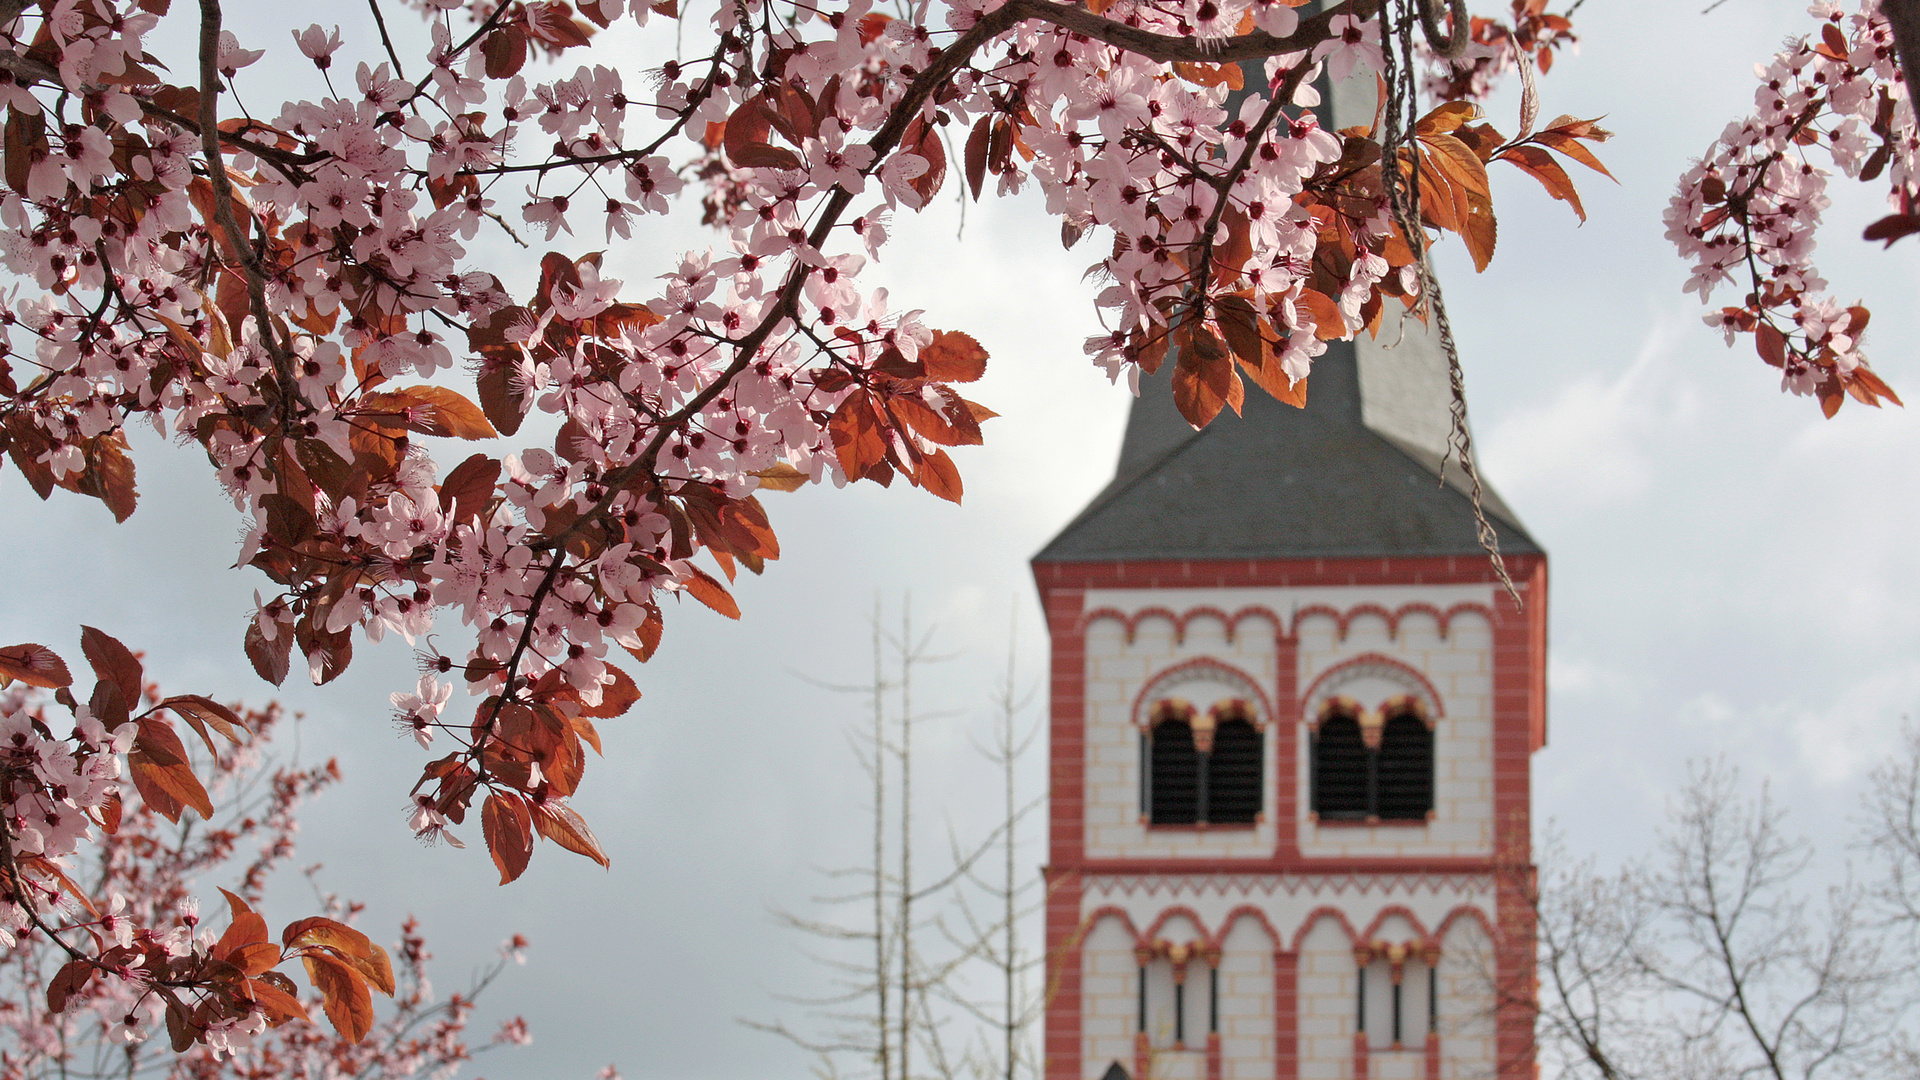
[1036,555,1546,1080]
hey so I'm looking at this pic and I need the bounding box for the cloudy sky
[4,0,1920,1076]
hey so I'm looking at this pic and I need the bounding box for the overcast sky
[4,0,1919,1077]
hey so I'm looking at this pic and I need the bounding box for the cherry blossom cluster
[0,0,1592,874]
[1665,0,1908,411]
[0,655,576,1072]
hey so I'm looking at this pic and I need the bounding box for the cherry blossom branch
[460,45,731,178]
[468,0,1036,747]
[367,0,409,81]
[1001,0,1374,63]
[197,0,299,432]
[0,819,94,969]
[1192,60,1315,312]
[140,104,326,181]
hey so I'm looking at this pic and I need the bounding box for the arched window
[1311,710,1370,819]
[1375,710,1434,821]
[1142,697,1265,827]
[1137,951,1215,1049]
[1311,703,1435,822]
[1205,715,1263,824]
[1148,716,1199,825]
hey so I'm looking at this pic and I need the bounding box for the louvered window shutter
[1375,712,1434,820]
[1312,713,1369,819]
[1204,717,1262,823]
[1149,719,1200,824]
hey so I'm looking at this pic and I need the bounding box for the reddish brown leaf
[578,663,640,719]
[1460,187,1498,272]
[526,1,594,47]
[1817,22,1849,60]
[129,736,215,823]
[1755,321,1789,369]
[438,453,501,526]
[915,447,964,504]
[1416,101,1480,137]
[1844,364,1904,408]
[921,330,988,383]
[571,712,604,755]
[750,463,808,492]
[1297,289,1348,340]
[965,115,991,201]
[482,792,535,884]
[1172,61,1242,90]
[482,27,528,78]
[855,10,892,41]
[1454,121,1505,163]
[1819,374,1845,418]
[828,390,891,481]
[81,626,142,715]
[282,916,374,958]
[244,620,292,687]
[1528,131,1615,180]
[901,117,946,204]
[157,695,244,757]
[302,954,374,1042]
[623,605,664,664]
[0,643,70,688]
[1208,205,1254,288]
[682,565,741,620]
[1127,326,1170,375]
[1170,325,1240,428]
[244,977,310,1023]
[80,431,138,522]
[1498,144,1585,222]
[723,95,802,171]
[685,481,773,565]
[350,943,398,996]
[46,959,92,1013]
[887,387,981,447]
[1864,213,1920,247]
[1420,131,1491,195]
[1213,294,1266,366]
[230,940,282,977]
[531,800,611,867]
[361,386,497,440]
[5,109,46,198]
[214,888,269,955]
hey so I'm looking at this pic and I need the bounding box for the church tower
[1030,203,1548,1078]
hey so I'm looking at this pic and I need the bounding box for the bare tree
[746,600,1043,1080]
[1637,763,1896,1080]
[936,619,1046,1080]
[1527,761,1908,1080]
[1863,722,1920,932]
[1521,830,1652,1080]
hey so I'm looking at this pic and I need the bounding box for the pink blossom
[293,24,342,68]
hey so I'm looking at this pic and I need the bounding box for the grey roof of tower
[1032,341,1542,563]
